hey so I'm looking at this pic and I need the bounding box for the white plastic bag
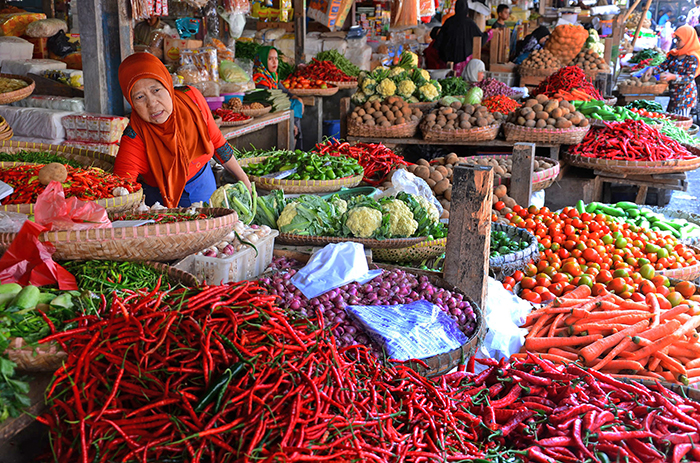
[378,169,443,217]
[0,212,28,233]
[290,242,382,299]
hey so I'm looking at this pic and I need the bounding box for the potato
[476,117,488,127]
[417,158,430,166]
[426,178,436,188]
[525,99,538,108]
[434,178,450,196]
[517,116,526,125]
[436,165,449,176]
[536,119,547,128]
[503,196,517,208]
[525,120,537,128]
[550,108,563,119]
[535,111,549,120]
[535,94,549,104]
[430,170,444,182]
[39,163,68,185]
[532,104,544,112]
[446,153,459,165]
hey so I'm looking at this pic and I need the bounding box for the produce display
[111,210,212,224]
[315,140,408,186]
[221,99,266,112]
[0,165,139,204]
[544,24,589,66]
[491,229,530,258]
[284,59,354,87]
[659,120,698,145]
[209,181,258,224]
[233,40,260,61]
[619,75,664,88]
[0,77,28,94]
[626,99,664,112]
[197,222,273,258]
[628,107,672,120]
[473,77,517,99]
[242,149,363,181]
[404,155,457,217]
[573,100,653,122]
[60,261,172,293]
[481,95,519,114]
[315,49,361,77]
[519,48,561,71]
[243,88,291,112]
[348,97,423,128]
[461,156,558,184]
[569,120,695,161]
[211,108,251,123]
[0,150,82,168]
[629,47,666,67]
[422,101,502,131]
[626,11,652,30]
[533,66,603,100]
[569,48,609,73]
[437,76,470,96]
[507,95,589,129]
[353,53,441,104]
[491,184,519,224]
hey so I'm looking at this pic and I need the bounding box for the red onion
[474,78,516,99]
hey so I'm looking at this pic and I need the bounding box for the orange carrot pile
[516,285,700,385]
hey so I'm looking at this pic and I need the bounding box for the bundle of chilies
[38,280,700,462]
[212,108,251,122]
[569,120,696,161]
[290,58,356,83]
[314,140,408,186]
[534,66,603,101]
[481,95,520,114]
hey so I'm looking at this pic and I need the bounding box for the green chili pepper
[194,362,245,413]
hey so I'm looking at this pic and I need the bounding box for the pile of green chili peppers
[62,261,172,294]
[243,149,363,181]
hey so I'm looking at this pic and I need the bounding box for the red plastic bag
[0,220,77,290]
[34,181,111,231]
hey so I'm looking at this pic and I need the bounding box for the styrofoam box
[0,37,33,66]
[1,59,66,76]
[176,230,278,285]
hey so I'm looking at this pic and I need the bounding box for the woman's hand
[659,72,676,82]
[643,67,655,80]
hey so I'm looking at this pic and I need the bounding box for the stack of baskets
[503,122,590,144]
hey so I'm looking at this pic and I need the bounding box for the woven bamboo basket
[460,155,560,191]
[328,80,358,89]
[564,146,700,175]
[0,141,117,169]
[617,83,668,95]
[239,105,272,118]
[373,265,486,377]
[0,74,35,104]
[239,156,363,193]
[276,233,429,249]
[0,186,143,215]
[603,97,618,106]
[647,207,700,246]
[489,223,539,277]
[408,101,438,112]
[421,122,501,142]
[347,118,419,138]
[503,122,591,144]
[689,125,699,136]
[657,244,700,281]
[0,208,239,262]
[373,238,447,262]
[665,113,694,130]
[518,66,560,77]
[219,117,253,127]
[287,85,339,97]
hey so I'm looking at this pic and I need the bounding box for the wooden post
[117,0,133,62]
[443,165,493,312]
[604,37,613,65]
[631,0,653,51]
[77,0,109,114]
[510,143,535,207]
[472,36,482,61]
[294,0,305,65]
[474,12,486,31]
[621,0,643,24]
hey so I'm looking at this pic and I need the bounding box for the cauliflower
[399,51,419,69]
[377,78,397,98]
[431,79,442,94]
[277,203,300,231]
[329,197,347,215]
[361,78,377,95]
[389,67,406,78]
[352,91,368,105]
[418,83,440,102]
[411,69,431,85]
[368,95,382,102]
[407,96,419,103]
[414,195,440,222]
[397,79,417,99]
[345,207,383,238]
[382,199,418,237]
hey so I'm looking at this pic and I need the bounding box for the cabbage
[464,87,483,105]
[439,96,461,107]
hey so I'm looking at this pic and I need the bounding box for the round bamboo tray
[0,74,35,104]
[347,119,419,138]
[276,233,429,249]
[0,185,143,215]
[657,245,700,281]
[617,83,668,95]
[219,117,253,127]
[239,105,272,118]
[647,207,700,246]
[421,121,501,142]
[373,238,447,262]
[489,223,539,277]
[503,122,591,144]
[603,97,618,106]
[328,80,358,89]
[0,141,117,170]
[665,113,693,130]
[689,124,699,136]
[239,156,363,193]
[408,101,438,112]
[518,66,560,77]
[0,208,238,262]
[460,155,560,191]
[287,85,339,97]
[565,145,700,175]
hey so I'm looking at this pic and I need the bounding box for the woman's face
[477,71,485,81]
[130,78,173,125]
[675,34,686,49]
[267,49,279,75]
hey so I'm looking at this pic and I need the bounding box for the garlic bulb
[151,202,167,211]
[136,200,149,213]
[112,187,129,197]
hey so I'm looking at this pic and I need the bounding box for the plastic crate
[175,230,278,285]
[484,71,517,87]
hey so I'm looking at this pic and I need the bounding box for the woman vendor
[253,46,304,150]
[115,52,251,208]
[463,59,485,83]
[434,0,489,76]
[512,26,550,64]
[644,25,700,116]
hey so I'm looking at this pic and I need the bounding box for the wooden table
[591,170,687,205]
[220,110,294,151]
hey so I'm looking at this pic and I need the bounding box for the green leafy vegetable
[0,151,83,168]
[209,182,257,224]
[234,40,261,61]
[438,77,471,96]
[255,189,286,229]
[277,195,340,236]
[315,50,361,77]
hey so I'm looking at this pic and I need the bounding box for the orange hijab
[668,25,700,77]
[118,53,213,207]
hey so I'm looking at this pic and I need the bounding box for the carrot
[628,324,684,361]
[656,352,686,376]
[591,337,634,370]
[671,341,700,354]
[579,320,649,364]
[548,347,579,361]
[647,293,661,328]
[528,313,554,337]
[572,323,630,335]
[611,373,664,381]
[552,298,592,308]
[548,313,565,338]
[574,310,651,321]
[511,352,571,364]
[524,334,603,351]
[596,359,644,372]
[659,304,691,323]
[677,315,700,337]
[687,368,700,378]
[633,319,682,344]
[684,358,700,370]
[648,345,669,373]
[677,313,693,323]
[561,285,592,300]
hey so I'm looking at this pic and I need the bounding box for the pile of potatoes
[421,102,502,132]
[520,49,561,70]
[507,95,588,129]
[620,75,661,87]
[402,153,461,219]
[492,185,518,225]
[349,96,422,128]
[569,49,609,72]
[461,156,557,183]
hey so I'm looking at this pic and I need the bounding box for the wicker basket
[0,74,35,104]
[689,125,699,136]
[373,238,447,262]
[565,148,700,175]
[461,155,560,191]
[287,85,339,97]
[276,233,429,249]
[489,223,539,277]
[0,184,143,215]
[0,208,239,262]
[220,117,253,127]
[603,97,618,106]
[0,141,117,169]
[665,113,694,130]
[617,83,668,95]
[647,206,700,246]
[347,118,419,138]
[408,101,438,112]
[518,66,560,77]
[657,244,700,281]
[503,122,591,144]
[328,81,358,89]
[421,122,501,142]
[239,105,272,118]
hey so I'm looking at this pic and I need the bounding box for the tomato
[607,277,627,294]
[521,277,537,289]
[578,275,594,288]
[630,292,645,302]
[533,285,550,295]
[540,291,556,303]
[561,261,583,277]
[552,273,571,283]
[666,291,684,308]
[638,280,655,295]
[656,285,670,297]
[652,275,670,288]
[675,281,697,299]
[525,263,537,277]
[502,283,513,292]
[535,275,552,287]
[639,263,655,280]
[494,201,505,211]
[582,248,601,264]
[549,282,565,297]
[512,270,524,282]
[595,270,613,284]
[523,292,542,304]
[591,283,608,296]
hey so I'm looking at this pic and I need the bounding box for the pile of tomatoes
[628,107,669,120]
[282,76,331,90]
[497,203,700,304]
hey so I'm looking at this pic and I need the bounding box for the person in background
[659,9,672,28]
[644,24,700,116]
[492,4,511,29]
[512,25,550,64]
[253,46,304,150]
[688,0,700,27]
[133,16,162,46]
[115,53,251,208]
[463,59,485,83]
[424,27,447,69]
[434,0,489,76]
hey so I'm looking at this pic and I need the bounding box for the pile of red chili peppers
[212,109,251,123]
[38,280,700,462]
[534,66,603,100]
[482,95,520,114]
[0,165,139,204]
[315,140,408,186]
[291,59,356,83]
[570,120,696,161]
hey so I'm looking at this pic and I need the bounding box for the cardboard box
[163,37,203,64]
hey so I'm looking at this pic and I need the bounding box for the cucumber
[599,205,625,217]
[616,201,639,211]
[585,202,600,213]
[8,285,40,312]
[0,283,22,295]
[576,200,586,214]
[627,209,640,219]
[666,220,686,231]
[640,208,655,219]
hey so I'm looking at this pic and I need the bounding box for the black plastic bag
[47,30,78,58]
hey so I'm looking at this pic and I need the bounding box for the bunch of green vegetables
[658,121,698,145]
[573,100,654,123]
[490,230,530,258]
[209,181,257,224]
[438,77,471,97]
[242,150,363,181]
[278,60,295,81]
[629,48,666,65]
[626,99,664,112]
[243,89,291,112]
[315,50,361,77]
[234,40,261,61]
[60,261,175,294]
[0,151,82,168]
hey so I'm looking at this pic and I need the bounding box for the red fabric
[115,86,226,188]
[424,42,446,70]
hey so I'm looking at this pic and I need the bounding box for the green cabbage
[465,87,483,105]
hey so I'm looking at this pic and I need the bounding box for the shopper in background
[645,24,700,116]
[253,46,304,150]
[512,25,550,64]
[463,59,485,83]
[434,0,489,76]
[659,9,672,28]
[424,27,447,69]
[492,4,511,29]
[688,0,700,27]
[134,16,162,46]
[115,53,251,207]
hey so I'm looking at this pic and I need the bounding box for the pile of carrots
[552,88,596,101]
[517,285,700,385]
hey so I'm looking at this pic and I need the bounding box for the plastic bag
[178,64,208,84]
[47,30,78,58]
[191,80,220,97]
[0,212,28,233]
[346,300,468,360]
[659,23,673,52]
[34,181,111,231]
[378,169,443,217]
[203,0,220,42]
[0,220,77,290]
[290,242,382,299]
[220,60,251,83]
